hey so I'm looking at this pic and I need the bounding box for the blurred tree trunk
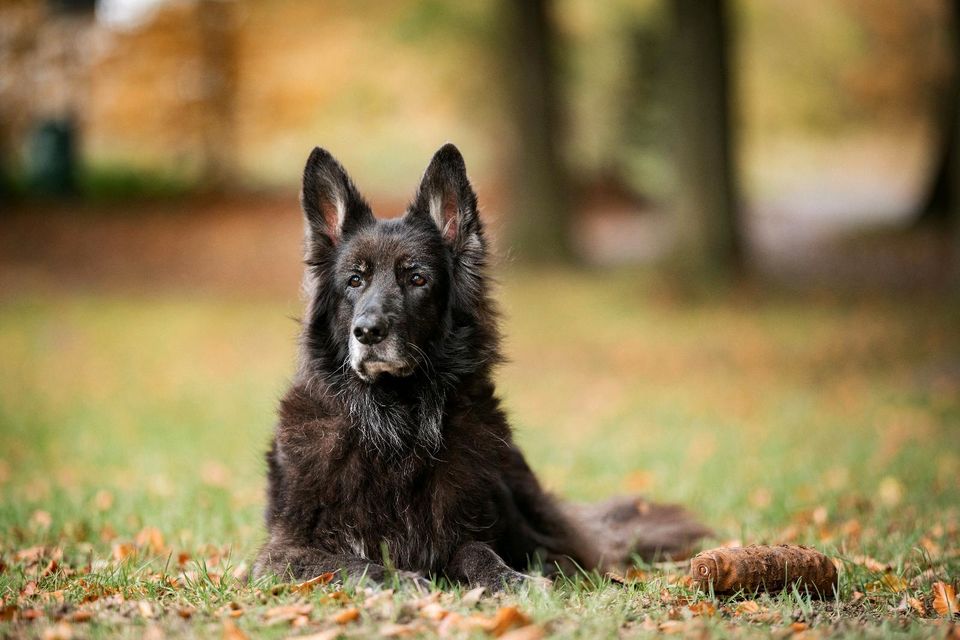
[196,0,238,190]
[668,0,743,275]
[916,2,960,227]
[499,0,574,262]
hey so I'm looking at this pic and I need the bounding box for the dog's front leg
[254,542,427,588]
[445,541,546,592]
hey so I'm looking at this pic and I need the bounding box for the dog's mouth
[353,358,415,382]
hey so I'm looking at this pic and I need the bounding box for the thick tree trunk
[499,0,574,263]
[669,0,743,275]
[917,2,960,227]
[195,0,238,190]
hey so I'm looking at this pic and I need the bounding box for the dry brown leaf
[294,572,335,594]
[292,630,342,640]
[687,601,717,617]
[143,624,165,640]
[222,619,249,640]
[112,542,136,563]
[99,524,117,543]
[906,596,925,616]
[380,621,421,637]
[487,606,531,636]
[790,621,809,632]
[264,603,313,626]
[420,602,448,621]
[135,527,166,554]
[177,606,194,619]
[93,489,114,511]
[933,581,959,617]
[67,610,93,623]
[331,607,360,625]
[734,601,763,616]
[849,555,890,573]
[499,625,546,640]
[31,510,52,530]
[461,586,485,607]
[42,622,73,640]
[657,620,689,634]
[15,546,46,563]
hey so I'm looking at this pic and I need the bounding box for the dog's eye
[410,273,427,287]
[347,274,363,288]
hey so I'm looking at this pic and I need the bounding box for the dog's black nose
[353,317,389,345]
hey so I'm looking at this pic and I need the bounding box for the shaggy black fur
[254,144,710,590]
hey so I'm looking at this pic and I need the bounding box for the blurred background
[0,0,958,552]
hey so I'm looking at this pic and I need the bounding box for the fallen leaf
[933,581,959,617]
[112,542,136,563]
[222,619,249,640]
[882,574,909,593]
[42,622,73,640]
[906,597,925,616]
[461,586,485,607]
[135,527,166,554]
[294,572,335,594]
[849,555,890,573]
[658,620,689,634]
[734,601,763,616]
[487,606,531,636]
[68,610,93,623]
[292,630,342,640]
[177,606,194,619]
[420,602,448,621]
[499,625,545,640]
[331,607,359,625]
[380,621,421,637]
[15,546,46,563]
[790,621,809,632]
[93,490,114,511]
[876,476,904,507]
[31,510,52,530]
[264,603,313,626]
[687,601,716,617]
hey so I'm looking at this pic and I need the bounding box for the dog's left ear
[408,143,481,252]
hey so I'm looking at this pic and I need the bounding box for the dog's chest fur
[266,382,510,573]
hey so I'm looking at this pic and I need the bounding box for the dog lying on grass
[254,144,709,590]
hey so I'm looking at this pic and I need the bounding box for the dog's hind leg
[445,541,547,592]
[563,496,712,569]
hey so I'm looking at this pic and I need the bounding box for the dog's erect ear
[301,147,373,246]
[409,143,481,251]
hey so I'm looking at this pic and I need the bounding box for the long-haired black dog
[254,144,709,590]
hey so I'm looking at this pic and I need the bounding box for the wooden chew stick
[689,545,839,597]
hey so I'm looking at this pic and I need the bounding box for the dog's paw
[497,570,552,592]
[396,570,432,592]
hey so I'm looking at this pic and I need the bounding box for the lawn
[1,270,958,638]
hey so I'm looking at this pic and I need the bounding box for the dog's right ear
[301,147,373,248]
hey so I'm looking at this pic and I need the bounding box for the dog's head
[300,144,488,385]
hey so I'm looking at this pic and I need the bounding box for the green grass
[1,270,958,638]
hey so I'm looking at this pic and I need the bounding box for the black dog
[254,144,709,590]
